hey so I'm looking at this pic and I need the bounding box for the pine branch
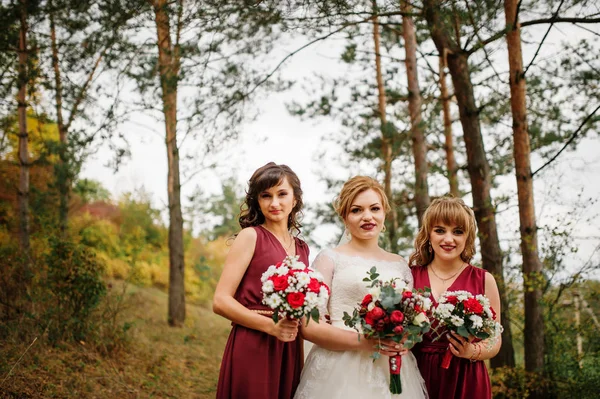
[531,104,600,177]
[523,0,566,76]
[468,15,600,55]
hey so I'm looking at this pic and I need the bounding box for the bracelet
[469,343,478,362]
[469,343,481,363]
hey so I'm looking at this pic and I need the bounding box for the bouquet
[261,255,330,324]
[432,290,503,368]
[342,267,432,394]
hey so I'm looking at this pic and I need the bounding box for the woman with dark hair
[213,162,309,399]
[409,197,501,399]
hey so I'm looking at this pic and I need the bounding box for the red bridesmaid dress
[412,264,492,399]
[216,226,310,399]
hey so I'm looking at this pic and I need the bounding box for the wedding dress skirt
[294,250,428,399]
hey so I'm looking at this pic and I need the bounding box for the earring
[382,224,387,232]
[428,241,432,253]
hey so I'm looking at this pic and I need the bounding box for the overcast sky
[80,21,599,277]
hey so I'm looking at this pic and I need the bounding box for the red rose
[375,318,386,332]
[365,313,376,326]
[307,278,321,293]
[287,292,306,309]
[367,306,386,321]
[390,310,405,324]
[446,295,459,305]
[271,275,289,292]
[464,297,484,315]
[361,294,373,307]
[393,325,404,335]
[402,291,413,299]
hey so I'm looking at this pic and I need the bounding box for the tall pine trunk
[153,0,186,326]
[372,2,398,251]
[49,2,68,234]
[505,0,545,377]
[17,0,30,263]
[423,0,515,368]
[439,51,459,197]
[401,1,430,225]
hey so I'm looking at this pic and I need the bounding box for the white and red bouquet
[261,255,330,324]
[343,267,432,394]
[432,290,503,368]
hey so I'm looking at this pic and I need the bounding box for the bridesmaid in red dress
[213,162,310,399]
[409,197,502,399]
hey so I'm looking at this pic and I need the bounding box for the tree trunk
[505,0,545,377]
[153,0,186,327]
[372,2,398,252]
[17,0,30,264]
[49,2,69,234]
[423,0,515,368]
[401,1,430,225]
[439,51,459,197]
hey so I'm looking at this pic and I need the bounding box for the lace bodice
[313,249,414,328]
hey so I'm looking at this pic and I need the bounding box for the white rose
[413,312,429,326]
[369,286,381,301]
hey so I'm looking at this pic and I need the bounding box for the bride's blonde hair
[409,197,477,267]
[334,176,390,220]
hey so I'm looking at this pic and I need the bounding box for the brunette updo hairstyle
[238,162,303,234]
[333,176,390,220]
[408,196,477,267]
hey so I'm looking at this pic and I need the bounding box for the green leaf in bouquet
[457,325,469,338]
[406,325,422,334]
[310,307,320,324]
[381,295,397,309]
[371,352,381,361]
[272,312,279,324]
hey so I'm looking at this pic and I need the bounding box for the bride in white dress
[295,177,428,399]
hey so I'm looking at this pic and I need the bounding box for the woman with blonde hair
[409,197,501,399]
[294,176,427,399]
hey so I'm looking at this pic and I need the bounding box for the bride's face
[345,189,385,241]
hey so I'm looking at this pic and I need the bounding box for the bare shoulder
[232,227,258,246]
[484,270,498,284]
[381,251,406,263]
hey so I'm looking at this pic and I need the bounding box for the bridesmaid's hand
[447,332,476,359]
[271,318,299,342]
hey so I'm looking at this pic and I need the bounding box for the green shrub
[43,238,107,343]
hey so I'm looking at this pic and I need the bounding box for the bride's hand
[364,338,408,356]
[270,318,299,342]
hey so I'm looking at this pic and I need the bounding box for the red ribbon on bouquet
[441,347,453,369]
[389,355,402,393]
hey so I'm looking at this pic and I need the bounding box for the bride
[295,176,428,399]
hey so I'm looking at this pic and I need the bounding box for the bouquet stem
[441,347,453,369]
[389,355,402,394]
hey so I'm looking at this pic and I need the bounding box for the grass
[0,282,231,398]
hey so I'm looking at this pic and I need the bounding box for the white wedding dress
[295,249,428,399]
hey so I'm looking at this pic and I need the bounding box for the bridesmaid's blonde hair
[334,176,390,220]
[409,197,477,267]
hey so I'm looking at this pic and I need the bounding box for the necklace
[430,263,465,286]
[262,225,295,256]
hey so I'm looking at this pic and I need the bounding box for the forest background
[1,0,599,398]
